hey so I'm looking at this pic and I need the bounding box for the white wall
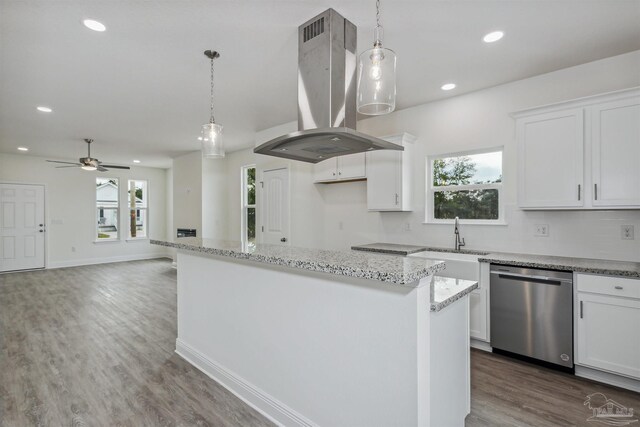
[223,122,326,246]
[202,156,228,239]
[0,152,169,268]
[223,50,640,262]
[172,151,202,237]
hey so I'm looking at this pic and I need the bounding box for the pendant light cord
[374,0,383,47]
[209,56,215,124]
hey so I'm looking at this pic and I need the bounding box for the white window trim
[425,147,506,225]
[95,177,120,242]
[241,165,256,244]
[127,179,149,240]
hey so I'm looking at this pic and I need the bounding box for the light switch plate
[535,224,549,237]
[621,225,635,240]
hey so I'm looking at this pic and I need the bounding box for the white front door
[0,183,45,272]
[261,168,289,245]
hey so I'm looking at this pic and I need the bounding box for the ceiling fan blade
[56,165,81,168]
[47,160,82,165]
[100,164,131,170]
[97,166,109,172]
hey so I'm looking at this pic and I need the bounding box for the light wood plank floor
[1,259,638,426]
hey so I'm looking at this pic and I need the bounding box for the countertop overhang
[152,238,446,286]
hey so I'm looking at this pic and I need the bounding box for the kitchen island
[152,237,477,427]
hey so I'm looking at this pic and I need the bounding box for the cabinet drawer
[577,274,640,299]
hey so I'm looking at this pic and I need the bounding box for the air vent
[303,17,325,42]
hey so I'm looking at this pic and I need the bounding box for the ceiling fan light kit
[46,139,131,172]
[201,50,225,159]
[357,0,397,116]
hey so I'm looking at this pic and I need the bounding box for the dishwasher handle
[490,270,572,284]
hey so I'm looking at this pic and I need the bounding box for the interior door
[0,183,45,272]
[261,168,290,245]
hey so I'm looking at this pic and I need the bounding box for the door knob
[280,237,287,242]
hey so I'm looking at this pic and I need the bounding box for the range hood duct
[254,9,403,163]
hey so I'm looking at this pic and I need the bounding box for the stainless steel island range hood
[254,9,403,163]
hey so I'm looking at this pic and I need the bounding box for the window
[96,178,119,240]
[427,149,503,223]
[241,166,256,247]
[128,180,148,239]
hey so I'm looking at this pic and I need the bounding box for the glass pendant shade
[357,46,397,115]
[201,122,225,158]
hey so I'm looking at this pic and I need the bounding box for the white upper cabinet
[516,109,584,208]
[313,153,366,183]
[367,133,415,211]
[514,88,640,210]
[591,96,640,207]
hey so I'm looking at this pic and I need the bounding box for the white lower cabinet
[469,288,488,341]
[576,274,640,380]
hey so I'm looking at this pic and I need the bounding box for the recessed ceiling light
[83,19,106,32]
[17,147,29,151]
[37,106,52,113]
[133,160,141,164]
[483,31,504,43]
[441,83,456,91]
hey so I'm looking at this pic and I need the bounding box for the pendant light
[201,50,225,158]
[357,0,396,115]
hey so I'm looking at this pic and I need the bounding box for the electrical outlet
[404,222,411,231]
[621,225,635,240]
[535,224,549,237]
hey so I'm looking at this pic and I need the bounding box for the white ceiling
[1,0,639,168]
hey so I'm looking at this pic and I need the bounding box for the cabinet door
[469,289,488,342]
[517,109,584,208]
[337,153,366,180]
[577,293,640,379]
[313,159,338,182]
[591,97,640,207]
[366,149,401,210]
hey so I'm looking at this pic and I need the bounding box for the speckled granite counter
[478,253,640,278]
[351,243,428,255]
[431,276,478,312]
[351,242,639,278]
[152,237,445,286]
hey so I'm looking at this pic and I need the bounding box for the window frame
[425,146,506,225]
[241,165,256,245]
[127,179,149,241]
[95,177,120,242]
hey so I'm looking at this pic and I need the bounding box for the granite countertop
[351,242,639,278]
[152,237,446,286]
[477,252,640,278]
[430,276,478,312]
[351,243,428,255]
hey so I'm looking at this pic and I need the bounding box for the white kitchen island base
[173,249,471,427]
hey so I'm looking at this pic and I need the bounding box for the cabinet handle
[395,193,399,205]
[580,300,583,319]
[338,172,342,175]
[577,184,581,201]
[332,172,336,176]
[614,285,623,290]
[594,183,598,200]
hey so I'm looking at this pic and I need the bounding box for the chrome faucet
[454,216,466,251]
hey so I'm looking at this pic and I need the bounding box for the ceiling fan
[46,139,131,171]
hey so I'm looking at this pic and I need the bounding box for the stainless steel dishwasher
[490,264,574,369]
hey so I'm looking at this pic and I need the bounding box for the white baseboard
[470,339,492,352]
[175,339,316,427]
[48,253,170,269]
[575,365,640,393]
